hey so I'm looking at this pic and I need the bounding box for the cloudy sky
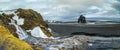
[0,0,120,21]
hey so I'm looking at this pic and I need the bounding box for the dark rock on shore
[71,32,120,37]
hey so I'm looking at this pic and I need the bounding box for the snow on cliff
[31,26,48,38]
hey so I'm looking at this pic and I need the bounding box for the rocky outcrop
[78,15,86,23]
[0,8,52,38]
[0,8,53,50]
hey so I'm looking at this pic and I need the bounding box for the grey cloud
[0,0,120,21]
[112,3,120,13]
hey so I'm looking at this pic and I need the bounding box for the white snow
[73,40,78,45]
[30,26,48,38]
[49,36,55,39]
[12,13,24,25]
[9,19,28,40]
[9,13,28,40]
[88,43,93,46]
[48,28,52,32]
[45,47,59,50]
[26,30,32,32]
[0,11,15,14]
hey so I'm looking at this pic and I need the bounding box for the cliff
[0,8,53,50]
[0,8,52,38]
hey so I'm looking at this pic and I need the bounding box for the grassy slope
[0,25,33,50]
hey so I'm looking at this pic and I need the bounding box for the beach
[48,22,120,37]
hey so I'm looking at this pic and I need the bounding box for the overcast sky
[0,0,120,21]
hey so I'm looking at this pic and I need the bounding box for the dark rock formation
[78,15,86,23]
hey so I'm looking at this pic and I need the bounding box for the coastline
[48,22,120,37]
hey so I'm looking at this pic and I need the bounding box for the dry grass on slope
[0,25,33,50]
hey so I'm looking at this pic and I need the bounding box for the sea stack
[78,15,86,23]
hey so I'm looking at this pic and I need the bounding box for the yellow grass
[0,25,33,50]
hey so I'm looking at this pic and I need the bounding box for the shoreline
[48,23,120,37]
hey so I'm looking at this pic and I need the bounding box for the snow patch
[9,13,27,40]
[9,19,28,40]
[26,30,32,32]
[30,26,48,38]
[45,47,59,50]
[48,28,52,32]
[88,43,93,46]
[12,13,24,25]
[0,11,15,14]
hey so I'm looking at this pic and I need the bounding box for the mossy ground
[0,25,33,50]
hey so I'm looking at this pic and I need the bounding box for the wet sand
[48,23,120,37]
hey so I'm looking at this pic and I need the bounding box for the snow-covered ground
[9,13,28,40]
[30,26,48,38]
[12,13,24,25]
